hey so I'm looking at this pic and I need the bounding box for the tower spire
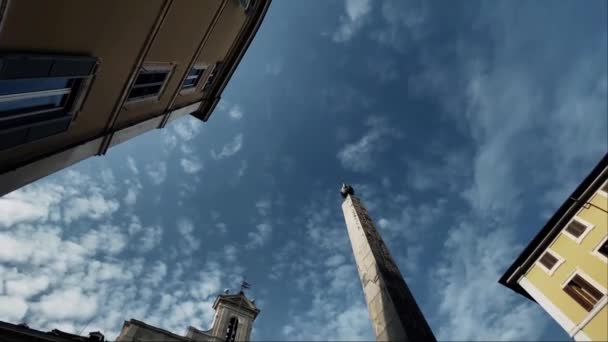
[340,184,436,341]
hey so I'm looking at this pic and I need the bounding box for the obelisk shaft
[341,194,436,342]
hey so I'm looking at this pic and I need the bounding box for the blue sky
[1,0,607,340]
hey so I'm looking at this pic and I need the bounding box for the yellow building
[500,153,608,341]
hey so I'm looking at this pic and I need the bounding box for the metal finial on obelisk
[340,183,355,199]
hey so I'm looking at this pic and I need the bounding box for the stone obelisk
[340,184,436,342]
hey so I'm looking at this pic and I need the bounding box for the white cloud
[236,160,248,180]
[126,156,139,175]
[180,157,203,174]
[0,233,32,263]
[333,0,371,42]
[173,116,202,141]
[265,61,283,76]
[161,130,178,152]
[144,261,167,286]
[137,225,163,253]
[5,275,50,299]
[80,225,127,255]
[371,0,428,51]
[215,222,228,234]
[124,188,137,206]
[0,184,64,227]
[337,117,400,172]
[228,105,243,120]
[145,161,168,185]
[281,294,372,341]
[432,221,546,340]
[223,245,238,262]
[211,134,243,160]
[324,254,346,268]
[63,194,119,224]
[246,222,273,249]
[177,218,201,255]
[0,296,28,322]
[255,199,272,216]
[35,287,98,321]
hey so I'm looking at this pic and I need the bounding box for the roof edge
[499,152,608,300]
[192,0,271,122]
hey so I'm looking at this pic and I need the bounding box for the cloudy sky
[1,0,607,341]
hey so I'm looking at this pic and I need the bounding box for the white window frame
[591,236,608,263]
[0,87,72,119]
[180,63,207,94]
[561,268,608,298]
[202,62,222,96]
[562,216,595,244]
[535,248,566,276]
[598,180,608,198]
[125,63,174,104]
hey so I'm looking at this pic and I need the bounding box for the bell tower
[207,288,260,342]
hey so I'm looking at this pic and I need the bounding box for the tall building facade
[500,153,608,341]
[0,0,270,196]
[340,184,436,342]
[0,290,259,342]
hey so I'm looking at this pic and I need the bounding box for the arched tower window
[225,316,239,342]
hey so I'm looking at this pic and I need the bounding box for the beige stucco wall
[0,0,164,168]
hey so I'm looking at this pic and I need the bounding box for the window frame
[0,53,98,151]
[180,64,207,94]
[202,62,223,97]
[561,269,607,312]
[0,87,72,118]
[562,216,594,244]
[591,236,608,263]
[125,63,174,105]
[535,249,565,276]
[598,181,608,198]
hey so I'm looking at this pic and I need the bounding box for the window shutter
[27,116,72,141]
[49,56,97,77]
[564,285,594,311]
[0,54,97,80]
[0,126,28,150]
[564,275,604,312]
[539,252,558,270]
[565,220,587,238]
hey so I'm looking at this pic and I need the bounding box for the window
[565,219,588,238]
[563,274,604,311]
[202,63,223,94]
[593,237,608,262]
[536,249,564,275]
[0,53,97,150]
[225,317,238,342]
[126,64,171,102]
[539,252,558,270]
[598,240,608,258]
[181,66,205,90]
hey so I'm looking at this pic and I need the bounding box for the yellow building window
[599,240,608,258]
[565,220,587,238]
[563,275,604,311]
[539,252,558,269]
